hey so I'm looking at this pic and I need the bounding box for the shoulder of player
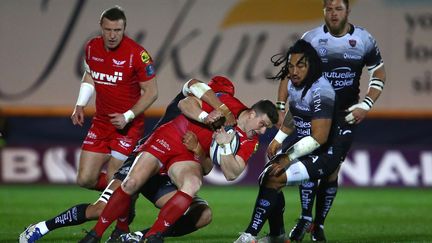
[311,77,335,96]
[86,36,103,48]
[301,25,323,40]
[352,24,376,39]
[119,35,148,53]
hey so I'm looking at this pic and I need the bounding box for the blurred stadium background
[1,0,432,242]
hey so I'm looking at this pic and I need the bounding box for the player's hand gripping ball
[210,126,240,165]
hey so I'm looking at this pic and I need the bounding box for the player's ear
[249,109,257,119]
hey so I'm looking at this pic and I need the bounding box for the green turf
[1,185,432,242]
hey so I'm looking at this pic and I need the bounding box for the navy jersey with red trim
[302,24,383,112]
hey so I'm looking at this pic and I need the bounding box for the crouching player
[19,76,236,243]
[79,81,279,242]
[234,39,346,243]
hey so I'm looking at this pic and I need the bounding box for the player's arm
[178,96,224,127]
[213,128,245,181]
[267,109,295,158]
[71,71,95,127]
[182,79,236,126]
[269,117,331,176]
[110,77,158,129]
[345,64,386,124]
[275,78,289,128]
[182,131,213,175]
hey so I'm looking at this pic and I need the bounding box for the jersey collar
[323,23,354,36]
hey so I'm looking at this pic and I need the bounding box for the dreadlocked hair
[269,53,289,81]
[271,39,322,98]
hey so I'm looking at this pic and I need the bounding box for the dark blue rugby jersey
[288,76,338,153]
[302,24,383,112]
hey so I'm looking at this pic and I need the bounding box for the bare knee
[196,206,212,228]
[326,165,341,182]
[76,173,97,189]
[263,174,285,190]
[122,177,140,194]
[180,177,202,196]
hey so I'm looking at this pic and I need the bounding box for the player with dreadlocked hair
[235,39,344,243]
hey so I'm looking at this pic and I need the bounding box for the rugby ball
[209,127,240,165]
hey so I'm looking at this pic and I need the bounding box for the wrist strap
[274,130,288,143]
[123,110,135,123]
[198,111,209,123]
[276,101,286,111]
[219,143,233,155]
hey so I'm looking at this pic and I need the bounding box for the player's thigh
[122,151,161,193]
[78,150,110,179]
[106,156,126,180]
[168,161,203,194]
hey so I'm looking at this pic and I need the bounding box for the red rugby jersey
[173,93,259,165]
[84,35,156,120]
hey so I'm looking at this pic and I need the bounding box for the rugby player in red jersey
[79,82,279,242]
[70,6,158,191]
[19,76,238,243]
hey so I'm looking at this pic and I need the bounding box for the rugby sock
[244,186,279,236]
[268,191,286,236]
[95,172,108,191]
[45,203,90,232]
[93,187,131,237]
[145,191,193,237]
[299,179,318,219]
[314,179,338,226]
[114,207,130,233]
[162,203,207,237]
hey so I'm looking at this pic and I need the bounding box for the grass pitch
[1,185,432,242]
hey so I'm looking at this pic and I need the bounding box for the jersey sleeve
[83,40,92,73]
[310,79,336,120]
[362,30,384,70]
[134,47,156,82]
[236,138,258,165]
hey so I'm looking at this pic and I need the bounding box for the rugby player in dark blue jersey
[267,0,387,242]
[235,39,347,243]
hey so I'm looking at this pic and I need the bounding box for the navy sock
[245,186,279,236]
[314,179,338,226]
[268,191,285,236]
[45,203,90,230]
[299,180,318,219]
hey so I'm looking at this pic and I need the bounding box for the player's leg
[82,151,160,241]
[235,156,291,243]
[311,166,340,242]
[76,150,110,190]
[288,179,317,242]
[143,161,202,239]
[162,196,212,237]
[19,179,121,243]
[258,191,288,243]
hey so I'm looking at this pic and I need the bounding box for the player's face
[100,18,125,50]
[243,112,272,139]
[323,0,349,36]
[288,53,309,87]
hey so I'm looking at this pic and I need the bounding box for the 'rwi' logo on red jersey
[91,71,123,83]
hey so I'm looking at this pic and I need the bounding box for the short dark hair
[251,100,279,125]
[100,6,127,27]
[323,0,349,9]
